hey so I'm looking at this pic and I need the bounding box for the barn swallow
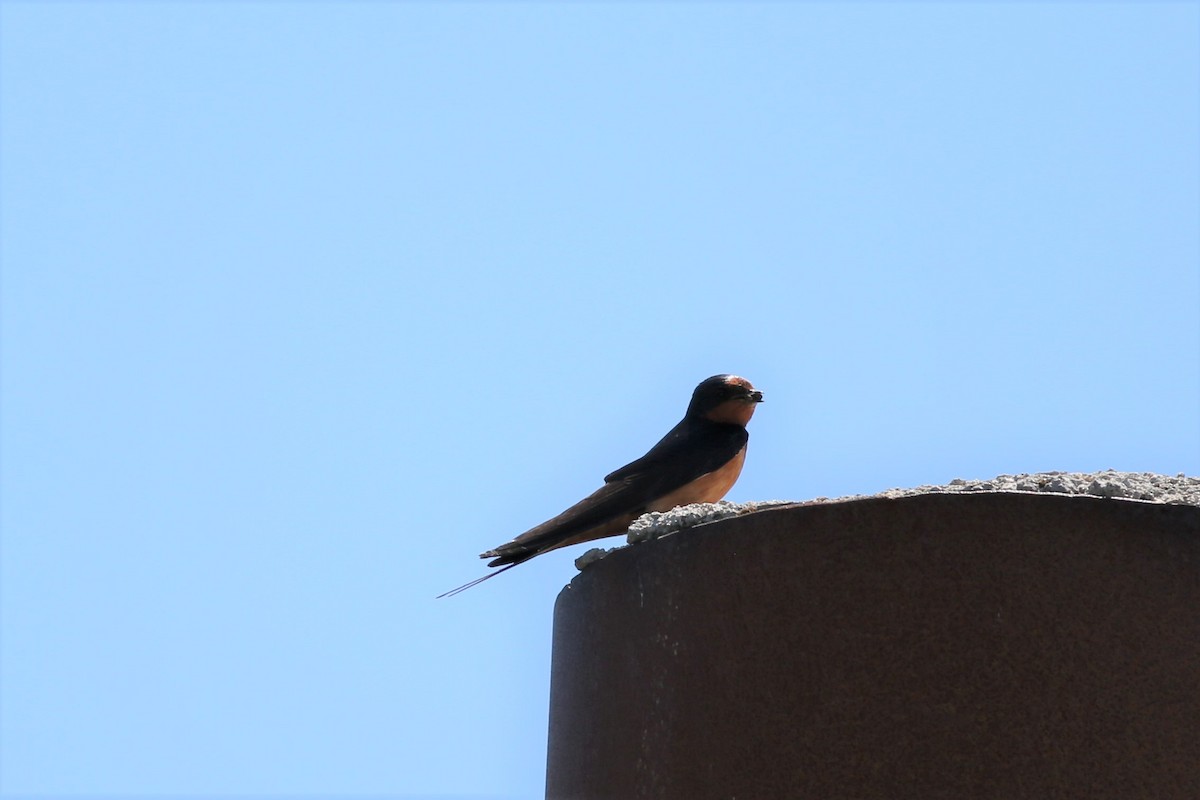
[438,374,763,597]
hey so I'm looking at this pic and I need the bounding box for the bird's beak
[748,390,764,403]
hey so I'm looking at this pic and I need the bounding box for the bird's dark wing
[485,420,748,564]
[604,418,746,487]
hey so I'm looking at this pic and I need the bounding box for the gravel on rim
[573,470,1199,570]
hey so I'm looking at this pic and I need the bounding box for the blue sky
[1,3,1197,798]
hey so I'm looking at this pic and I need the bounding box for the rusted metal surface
[546,493,1200,799]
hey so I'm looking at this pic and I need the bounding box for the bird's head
[688,374,763,426]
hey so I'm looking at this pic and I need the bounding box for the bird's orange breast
[647,445,748,512]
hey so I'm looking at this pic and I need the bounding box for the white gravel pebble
[573,470,1198,571]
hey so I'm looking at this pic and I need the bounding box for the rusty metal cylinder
[546,493,1200,799]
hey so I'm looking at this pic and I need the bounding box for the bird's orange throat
[705,398,758,427]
